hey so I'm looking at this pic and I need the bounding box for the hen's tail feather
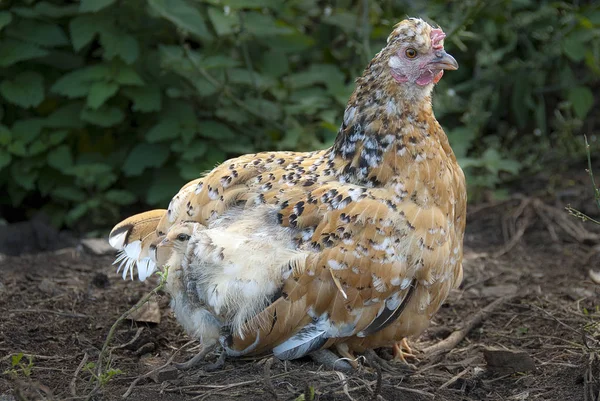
[109,209,167,281]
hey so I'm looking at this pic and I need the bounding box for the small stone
[127,300,161,324]
[81,238,114,255]
[480,284,518,298]
[483,349,535,373]
[149,367,179,383]
[38,278,58,295]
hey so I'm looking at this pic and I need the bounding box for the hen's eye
[405,48,417,58]
[176,233,191,241]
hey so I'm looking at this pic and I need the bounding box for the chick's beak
[429,50,458,70]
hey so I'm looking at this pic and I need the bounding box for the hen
[109,18,466,369]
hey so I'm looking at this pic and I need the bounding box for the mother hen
[109,17,466,369]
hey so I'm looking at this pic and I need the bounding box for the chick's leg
[175,341,218,370]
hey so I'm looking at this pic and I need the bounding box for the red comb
[431,28,446,50]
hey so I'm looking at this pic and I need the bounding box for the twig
[8,309,89,318]
[70,353,89,397]
[262,357,279,401]
[122,339,194,398]
[438,367,469,390]
[372,358,382,401]
[334,371,356,401]
[391,385,435,398]
[110,327,144,351]
[423,294,517,357]
[86,269,169,401]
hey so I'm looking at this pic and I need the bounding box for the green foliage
[0,0,598,229]
[3,353,34,378]
[84,361,123,386]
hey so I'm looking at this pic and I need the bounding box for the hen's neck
[329,65,453,187]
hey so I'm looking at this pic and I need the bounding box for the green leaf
[69,14,109,51]
[0,149,11,171]
[146,167,186,205]
[207,6,237,36]
[52,187,86,202]
[79,0,117,13]
[148,0,212,41]
[568,86,594,119]
[204,0,279,10]
[0,71,44,108]
[47,130,69,145]
[30,2,80,18]
[86,81,119,109]
[11,160,39,190]
[198,121,236,140]
[8,141,27,156]
[47,145,73,172]
[81,106,125,127]
[5,18,69,47]
[123,143,170,176]
[29,139,49,156]
[122,86,162,112]
[0,38,49,67]
[180,140,207,161]
[0,125,11,146]
[146,119,180,142]
[113,64,144,85]
[261,49,288,78]
[51,64,110,98]
[45,103,84,128]
[447,127,476,159]
[0,12,12,32]
[104,189,136,205]
[562,35,586,62]
[100,31,140,64]
[243,12,293,36]
[12,119,44,145]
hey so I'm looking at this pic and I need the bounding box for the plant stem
[85,270,168,400]
[584,135,600,211]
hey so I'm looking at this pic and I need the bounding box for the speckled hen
[108,18,467,369]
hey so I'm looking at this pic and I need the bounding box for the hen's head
[382,18,458,89]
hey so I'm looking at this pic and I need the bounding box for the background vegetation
[0,0,598,232]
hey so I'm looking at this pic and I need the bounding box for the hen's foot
[309,349,353,372]
[364,349,414,374]
[392,338,419,367]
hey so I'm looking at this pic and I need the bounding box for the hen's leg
[309,349,353,372]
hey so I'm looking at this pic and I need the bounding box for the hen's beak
[429,50,458,70]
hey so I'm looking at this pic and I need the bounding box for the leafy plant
[566,136,600,225]
[3,352,34,378]
[84,361,123,387]
[0,0,598,228]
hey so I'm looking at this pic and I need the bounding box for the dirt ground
[1,169,600,401]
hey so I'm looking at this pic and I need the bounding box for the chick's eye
[405,48,417,58]
[176,234,190,241]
